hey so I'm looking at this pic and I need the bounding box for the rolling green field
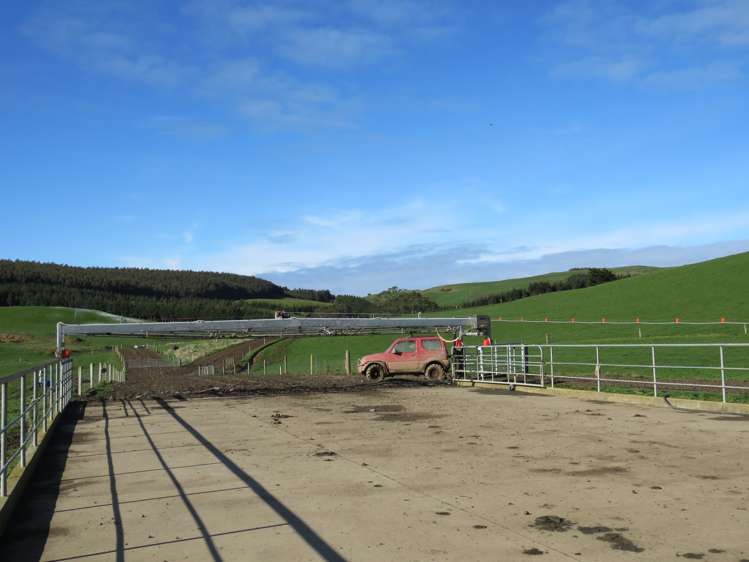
[424,266,658,308]
[252,253,749,402]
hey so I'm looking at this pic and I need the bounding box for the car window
[421,339,442,351]
[393,340,417,353]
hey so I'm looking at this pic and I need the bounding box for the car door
[389,339,418,373]
[419,338,445,370]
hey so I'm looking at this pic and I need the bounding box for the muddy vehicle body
[357,336,451,381]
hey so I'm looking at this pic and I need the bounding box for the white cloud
[637,0,749,46]
[21,3,185,86]
[278,27,393,67]
[196,200,455,275]
[544,0,749,86]
[553,56,648,81]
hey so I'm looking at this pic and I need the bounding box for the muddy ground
[108,346,436,400]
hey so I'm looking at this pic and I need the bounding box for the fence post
[1,381,6,496]
[108,364,112,383]
[595,346,601,392]
[42,367,48,432]
[651,346,657,397]
[719,346,726,403]
[345,350,351,375]
[310,354,314,375]
[263,360,267,375]
[98,363,102,384]
[283,356,288,375]
[19,375,26,467]
[549,347,555,388]
[78,366,82,396]
[32,371,38,448]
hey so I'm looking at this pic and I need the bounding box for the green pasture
[424,265,657,308]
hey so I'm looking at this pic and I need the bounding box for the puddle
[523,547,544,555]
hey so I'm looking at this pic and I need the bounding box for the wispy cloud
[21,3,185,86]
[637,0,749,47]
[21,0,452,129]
[544,0,749,87]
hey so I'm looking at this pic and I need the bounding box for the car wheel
[424,363,445,382]
[365,363,385,381]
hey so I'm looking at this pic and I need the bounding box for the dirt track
[113,346,436,400]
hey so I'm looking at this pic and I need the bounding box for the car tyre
[365,363,385,381]
[424,363,446,382]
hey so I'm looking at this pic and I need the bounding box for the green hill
[255,253,749,379]
[424,266,657,308]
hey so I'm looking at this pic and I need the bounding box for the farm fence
[454,343,749,403]
[0,359,125,498]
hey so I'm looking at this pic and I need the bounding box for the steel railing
[453,343,749,402]
[0,359,72,497]
[0,359,126,497]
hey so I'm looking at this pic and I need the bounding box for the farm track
[113,346,437,400]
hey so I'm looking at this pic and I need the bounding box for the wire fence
[453,343,749,402]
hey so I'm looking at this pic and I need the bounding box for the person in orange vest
[482,336,492,347]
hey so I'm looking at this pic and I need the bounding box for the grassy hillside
[422,252,749,345]
[424,266,658,308]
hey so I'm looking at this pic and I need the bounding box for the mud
[522,547,544,555]
[578,526,612,534]
[597,532,644,552]
[531,515,573,532]
[344,404,406,414]
[109,348,438,400]
[568,466,628,477]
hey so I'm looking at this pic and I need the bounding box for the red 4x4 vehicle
[357,336,450,382]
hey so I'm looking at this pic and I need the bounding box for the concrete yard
[2,386,748,561]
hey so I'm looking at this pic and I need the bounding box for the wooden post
[89,363,93,389]
[283,356,288,374]
[263,360,267,375]
[310,354,314,375]
[78,366,82,396]
[345,350,351,375]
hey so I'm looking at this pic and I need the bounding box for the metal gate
[454,345,545,387]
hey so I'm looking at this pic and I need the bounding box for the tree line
[0,260,623,320]
[459,268,621,308]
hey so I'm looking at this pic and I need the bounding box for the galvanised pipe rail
[454,343,749,403]
[0,359,72,496]
[56,316,491,355]
[0,360,126,497]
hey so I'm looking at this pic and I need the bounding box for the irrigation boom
[56,315,491,355]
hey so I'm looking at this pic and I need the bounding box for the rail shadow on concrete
[154,397,347,562]
[0,401,88,561]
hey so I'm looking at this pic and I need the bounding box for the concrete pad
[1,387,748,561]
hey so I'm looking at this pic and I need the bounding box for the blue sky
[2,0,749,294]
